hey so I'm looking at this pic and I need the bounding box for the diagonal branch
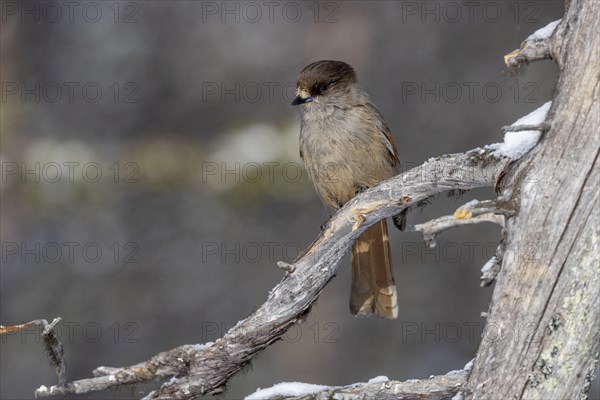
[35,149,509,399]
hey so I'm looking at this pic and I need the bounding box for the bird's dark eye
[317,83,328,94]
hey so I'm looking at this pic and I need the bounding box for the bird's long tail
[350,219,398,319]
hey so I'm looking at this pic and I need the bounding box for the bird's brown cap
[292,60,357,105]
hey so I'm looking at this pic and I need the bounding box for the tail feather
[350,219,398,319]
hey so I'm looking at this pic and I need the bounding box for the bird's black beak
[291,96,313,106]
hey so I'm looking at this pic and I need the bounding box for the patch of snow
[464,359,475,371]
[481,256,497,273]
[245,382,332,400]
[246,376,395,398]
[462,199,480,209]
[527,19,561,40]
[511,101,552,126]
[487,101,552,159]
[194,342,213,351]
[452,391,465,400]
[141,390,156,400]
[367,376,389,384]
[491,131,541,159]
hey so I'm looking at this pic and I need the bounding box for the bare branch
[411,213,504,248]
[501,122,551,133]
[34,148,508,399]
[504,40,551,69]
[504,19,562,70]
[1,318,66,388]
[35,345,192,397]
[454,199,516,218]
[409,198,510,248]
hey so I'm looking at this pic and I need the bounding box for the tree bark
[467,0,600,398]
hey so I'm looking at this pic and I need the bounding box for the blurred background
[2,1,597,399]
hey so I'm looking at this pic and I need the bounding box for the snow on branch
[480,255,502,287]
[245,381,332,399]
[35,148,508,399]
[487,101,552,159]
[526,19,562,41]
[245,370,469,400]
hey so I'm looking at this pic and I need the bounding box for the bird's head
[292,60,357,107]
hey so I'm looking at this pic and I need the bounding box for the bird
[292,60,404,319]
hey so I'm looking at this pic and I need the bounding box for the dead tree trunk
[467,0,599,398]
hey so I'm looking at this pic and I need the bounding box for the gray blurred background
[2,1,597,399]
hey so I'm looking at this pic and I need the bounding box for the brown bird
[292,60,404,319]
